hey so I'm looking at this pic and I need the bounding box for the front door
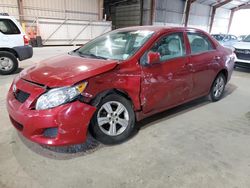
[140,32,193,114]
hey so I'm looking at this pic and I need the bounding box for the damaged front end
[7,76,96,146]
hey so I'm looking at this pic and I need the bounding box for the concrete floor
[0,46,250,188]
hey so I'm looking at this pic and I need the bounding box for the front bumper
[7,78,96,146]
[235,57,250,69]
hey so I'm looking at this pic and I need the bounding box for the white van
[0,13,33,75]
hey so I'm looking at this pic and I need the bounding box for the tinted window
[150,33,186,62]
[188,33,214,54]
[0,19,20,34]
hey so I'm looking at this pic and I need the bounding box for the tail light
[23,35,30,45]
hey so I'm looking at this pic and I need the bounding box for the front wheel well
[90,89,133,107]
[218,69,228,82]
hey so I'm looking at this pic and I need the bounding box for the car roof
[115,25,206,33]
[0,15,15,20]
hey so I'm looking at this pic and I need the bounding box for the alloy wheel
[97,101,129,136]
[213,76,225,98]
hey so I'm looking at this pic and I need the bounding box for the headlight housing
[35,82,87,110]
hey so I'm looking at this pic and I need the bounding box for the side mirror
[147,52,160,65]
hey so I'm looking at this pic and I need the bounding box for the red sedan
[7,26,235,145]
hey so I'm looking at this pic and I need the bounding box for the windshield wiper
[77,51,107,60]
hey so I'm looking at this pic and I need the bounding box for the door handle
[185,63,194,71]
[167,73,173,79]
[214,56,221,60]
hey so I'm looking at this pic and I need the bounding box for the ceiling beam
[214,0,233,8]
[227,9,234,33]
[232,1,250,11]
[209,0,233,33]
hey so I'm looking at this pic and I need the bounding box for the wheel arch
[217,69,228,82]
[0,48,18,58]
[90,88,135,108]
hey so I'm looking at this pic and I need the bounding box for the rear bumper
[13,45,33,61]
[7,81,96,146]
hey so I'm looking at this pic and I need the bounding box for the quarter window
[0,19,20,34]
[187,33,214,54]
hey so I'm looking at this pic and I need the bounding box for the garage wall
[23,0,99,21]
[142,0,152,25]
[154,0,184,26]
[0,0,111,45]
[0,0,19,19]
[188,2,211,31]
[110,0,141,29]
[211,8,231,34]
[154,0,211,31]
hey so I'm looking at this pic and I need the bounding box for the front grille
[9,116,23,131]
[235,48,250,61]
[14,89,30,103]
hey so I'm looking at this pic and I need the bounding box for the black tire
[89,94,136,145]
[0,51,18,75]
[209,73,226,102]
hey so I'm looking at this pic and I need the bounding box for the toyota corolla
[7,26,235,145]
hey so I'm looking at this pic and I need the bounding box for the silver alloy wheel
[97,101,129,136]
[213,76,225,98]
[0,57,14,71]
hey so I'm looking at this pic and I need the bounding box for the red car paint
[7,26,235,146]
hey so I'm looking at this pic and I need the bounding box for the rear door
[186,32,220,98]
[140,31,193,114]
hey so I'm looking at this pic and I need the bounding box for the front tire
[90,94,136,145]
[209,73,226,102]
[0,51,18,75]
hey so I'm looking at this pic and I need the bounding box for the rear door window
[187,33,214,54]
[0,19,20,34]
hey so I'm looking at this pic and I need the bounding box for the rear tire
[209,73,226,102]
[0,51,18,75]
[89,94,136,145]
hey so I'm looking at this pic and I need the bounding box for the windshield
[243,35,250,42]
[74,30,154,60]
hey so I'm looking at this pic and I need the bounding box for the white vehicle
[0,13,33,75]
[233,35,250,69]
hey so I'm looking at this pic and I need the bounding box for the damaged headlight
[35,82,88,110]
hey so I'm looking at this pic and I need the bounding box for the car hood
[20,54,118,87]
[233,42,250,49]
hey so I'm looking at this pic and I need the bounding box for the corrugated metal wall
[23,0,99,21]
[211,8,231,34]
[153,0,231,33]
[142,0,152,25]
[0,0,19,19]
[154,0,184,25]
[189,2,211,31]
[0,0,111,45]
[111,1,141,29]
